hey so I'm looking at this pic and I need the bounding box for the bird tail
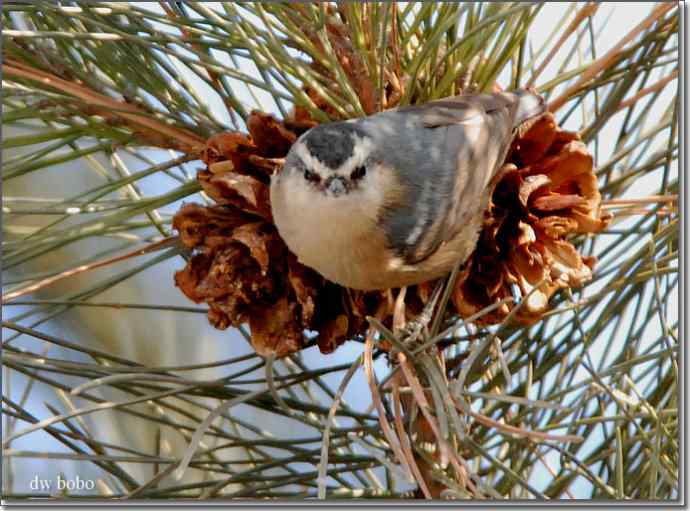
[464,88,546,129]
[510,88,547,127]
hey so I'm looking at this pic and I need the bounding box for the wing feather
[378,90,545,265]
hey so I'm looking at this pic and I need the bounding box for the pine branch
[2,2,678,501]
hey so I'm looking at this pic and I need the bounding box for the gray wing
[373,90,545,265]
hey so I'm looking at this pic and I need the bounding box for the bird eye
[304,169,320,183]
[350,166,366,180]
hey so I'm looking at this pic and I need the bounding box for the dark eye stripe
[350,166,366,180]
[304,169,321,183]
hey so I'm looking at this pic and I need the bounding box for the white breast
[270,171,390,289]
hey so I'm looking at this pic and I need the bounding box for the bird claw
[401,280,445,345]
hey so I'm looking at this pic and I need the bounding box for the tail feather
[510,88,546,126]
[454,88,546,127]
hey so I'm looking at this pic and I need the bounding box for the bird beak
[325,176,348,197]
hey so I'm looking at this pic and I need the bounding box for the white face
[285,136,374,198]
[270,132,400,286]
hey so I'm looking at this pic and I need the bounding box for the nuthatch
[270,89,545,290]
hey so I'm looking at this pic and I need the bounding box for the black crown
[303,122,367,170]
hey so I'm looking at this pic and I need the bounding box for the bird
[270,89,546,291]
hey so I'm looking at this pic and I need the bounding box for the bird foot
[400,280,445,345]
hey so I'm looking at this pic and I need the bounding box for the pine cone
[173,108,610,357]
[173,111,389,357]
[452,113,612,324]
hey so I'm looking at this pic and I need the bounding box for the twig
[158,1,238,124]
[397,352,476,495]
[602,195,678,206]
[610,208,674,218]
[3,59,205,153]
[392,286,408,333]
[174,388,268,481]
[616,70,679,112]
[265,355,293,418]
[535,449,576,499]
[456,399,584,444]
[527,2,599,88]
[2,237,181,302]
[363,332,416,485]
[548,3,675,112]
[317,356,363,499]
[391,377,432,498]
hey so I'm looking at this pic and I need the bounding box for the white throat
[270,161,391,286]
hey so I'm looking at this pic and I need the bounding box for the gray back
[359,90,542,263]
